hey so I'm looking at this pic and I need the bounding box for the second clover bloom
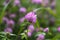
[27,24,34,37]
[25,12,37,23]
[28,24,34,32]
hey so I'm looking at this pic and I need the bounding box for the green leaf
[21,33,28,40]
[0,32,6,35]
[9,33,17,36]
[51,33,60,40]
[35,32,46,37]
[0,35,5,37]
[46,7,56,17]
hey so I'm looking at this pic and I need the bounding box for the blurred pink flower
[32,0,42,4]
[36,28,40,32]
[42,0,49,7]
[19,7,26,13]
[57,27,60,32]
[9,14,16,18]
[27,24,34,37]
[43,0,49,4]
[14,0,20,6]
[43,27,49,32]
[35,27,43,32]
[3,17,9,23]
[19,17,25,23]
[4,27,12,33]
[36,34,45,40]
[3,0,10,6]
[27,32,32,37]
[7,20,15,28]
[25,12,37,23]
[51,0,55,9]
[51,0,55,6]
[28,24,34,32]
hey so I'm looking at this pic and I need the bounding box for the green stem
[0,24,1,31]
[36,19,40,28]
[0,2,10,24]
[15,26,23,40]
[26,29,28,40]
